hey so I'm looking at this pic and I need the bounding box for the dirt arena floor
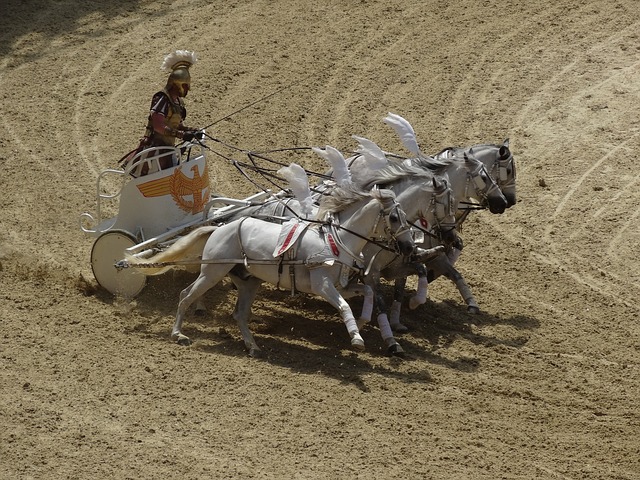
[1,1,639,478]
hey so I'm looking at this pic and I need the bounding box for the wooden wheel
[91,230,147,297]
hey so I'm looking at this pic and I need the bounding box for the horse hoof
[175,335,193,346]
[248,347,263,358]
[194,309,207,317]
[387,343,405,357]
[391,323,409,333]
[467,306,480,315]
[351,337,365,351]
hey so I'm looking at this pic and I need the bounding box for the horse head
[464,149,508,214]
[370,186,415,256]
[495,139,517,207]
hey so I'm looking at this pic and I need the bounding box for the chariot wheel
[91,230,147,297]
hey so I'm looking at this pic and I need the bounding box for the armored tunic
[145,89,187,147]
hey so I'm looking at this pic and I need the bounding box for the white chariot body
[79,139,272,297]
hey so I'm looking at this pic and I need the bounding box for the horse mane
[315,182,371,219]
[413,152,456,172]
[359,159,439,190]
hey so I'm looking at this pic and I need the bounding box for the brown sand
[1,1,639,478]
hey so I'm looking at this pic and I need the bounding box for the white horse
[406,149,511,315]
[352,147,506,329]
[131,183,414,356]
[433,139,516,208]
[408,142,516,315]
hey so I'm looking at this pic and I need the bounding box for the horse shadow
[108,272,539,390]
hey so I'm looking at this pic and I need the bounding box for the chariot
[79,137,273,297]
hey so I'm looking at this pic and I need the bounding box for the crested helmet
[161,50,198,97]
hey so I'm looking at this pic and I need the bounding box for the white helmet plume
[161,50,198,72]
[312,145,351,186]
[277,163,314,216]
[383,112,421,157]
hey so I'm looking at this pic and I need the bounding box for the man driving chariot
[123,49,200,176]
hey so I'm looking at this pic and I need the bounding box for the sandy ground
[1,0,639,479]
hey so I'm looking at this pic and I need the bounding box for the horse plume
[312,145,351,186]
[277,163,314,216]
[352,135,388,168]
[383,112,421,157]
[350,135,389,187]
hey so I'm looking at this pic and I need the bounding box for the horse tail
[125,225,217,276]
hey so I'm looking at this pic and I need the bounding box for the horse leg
[310,271,364,350]
[356,280,405,356]
[357,284,374,329]
[389,277,409,333]
[443,263,480,314]
[172,265,230,345]
[194,298,207,315]
[408,263,429,310]
[358,276,404,356]
[405,246,445,310]
[375,308,404,356]
[229,275,263,357]
[327,281,371,330]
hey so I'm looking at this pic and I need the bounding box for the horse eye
[389,214,399,222]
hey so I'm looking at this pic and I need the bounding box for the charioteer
[124,49,202,176]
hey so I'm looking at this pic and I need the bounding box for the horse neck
[470,144,498,172]
[440,161,469,209]
[336,197,383,253]
[392,179,435,222]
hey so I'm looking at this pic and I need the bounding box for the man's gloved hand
[183,129,204,142]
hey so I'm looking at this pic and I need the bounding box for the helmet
[161,50,197,97]
[167,66,191,97]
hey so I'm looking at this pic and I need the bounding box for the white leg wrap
[409,276,429,309]
[360,292,374,323]
[376,313,394,340]
[344,313,359,336]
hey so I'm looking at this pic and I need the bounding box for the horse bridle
[492,153,516,190]
[326,196,413,262]
[404,178,457,244]
[465,160,503,205]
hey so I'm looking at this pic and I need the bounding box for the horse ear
[499,145,511,159]
[503,138,510,148]
[466,147,479,163]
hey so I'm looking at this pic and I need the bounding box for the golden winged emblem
[136,164,210,214]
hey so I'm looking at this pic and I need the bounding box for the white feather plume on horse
[352,135,388,167]
[277,163,314,216]
[383,112,421,157]
[350,135,390,187]
[312,145,351,186]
